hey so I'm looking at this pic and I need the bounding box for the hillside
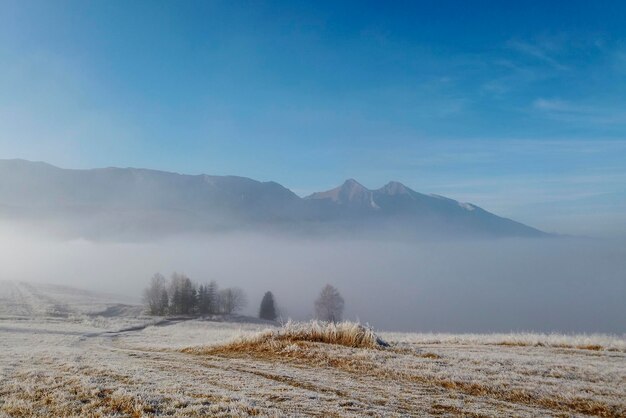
[0,159,545,240]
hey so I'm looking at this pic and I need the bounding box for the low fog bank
[1,222,624,334]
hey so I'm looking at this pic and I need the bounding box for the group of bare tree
[144,275,345,323]
[143,273,247,316]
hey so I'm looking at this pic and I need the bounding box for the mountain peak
[340,178,368,192]
[378,181,413,196]
[306,179,379,208]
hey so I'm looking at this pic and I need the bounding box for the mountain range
[0,159,546,240]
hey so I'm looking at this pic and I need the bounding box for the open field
[1,281,625,417]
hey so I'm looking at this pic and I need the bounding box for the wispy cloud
[479,37,573,97]
[480,59,548,96]
[506,39,569,71]
[533,98,626,125]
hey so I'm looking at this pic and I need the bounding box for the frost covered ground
[1,281,625,417]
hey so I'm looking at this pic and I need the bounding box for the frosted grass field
[1,281,625,417]
[382,331,626,352]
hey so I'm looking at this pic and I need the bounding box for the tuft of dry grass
[183,321,388,356]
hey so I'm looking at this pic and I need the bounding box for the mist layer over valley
[2,222,624,334]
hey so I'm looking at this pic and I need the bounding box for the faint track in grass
[186,339,625,417]
[92,341,380,416]
[90,334,532,417]
[85,334,432,416]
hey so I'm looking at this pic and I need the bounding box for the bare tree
[169,273,196,315]
[197,280,220,315]
[159,288,169,315]
[314,284,344,323]
[206,280,219,314]
[143,273,168,315]
[197,284,208,315]
[220,287,247,314]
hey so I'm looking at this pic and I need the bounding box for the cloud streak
[533,98,626,126]
[507,39,570,71]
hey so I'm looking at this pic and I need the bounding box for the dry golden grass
[339,350,618,417]
[496,341,606,351]
[429,403,489,417]
[570,344,604,351]
[0,371,148,417]
[419,352,442,359]
[183,321,387,356]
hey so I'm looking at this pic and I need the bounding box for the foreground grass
[183,321,626,417]
[2,318,625,417]
[183,321,388,356]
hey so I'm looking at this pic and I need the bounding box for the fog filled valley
[1,221,625,334]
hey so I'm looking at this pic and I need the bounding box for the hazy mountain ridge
[0,159,546,239]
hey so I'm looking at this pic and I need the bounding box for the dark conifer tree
[259,291,277,320]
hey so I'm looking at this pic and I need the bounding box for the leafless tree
[220,287,247,314]
[169,272,196,315]
[314,284,344,323]
[143,273,168,315]
[206,280,219,314]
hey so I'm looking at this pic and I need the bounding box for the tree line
[144,273,345,323]
[143,273,248,316]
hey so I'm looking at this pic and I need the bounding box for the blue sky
[1,0,625,236]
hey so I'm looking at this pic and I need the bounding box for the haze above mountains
[0,159,545,240]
